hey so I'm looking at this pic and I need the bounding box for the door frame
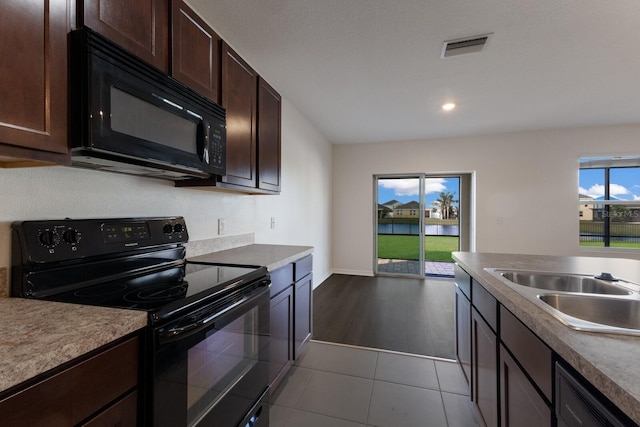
[373,172,475,277]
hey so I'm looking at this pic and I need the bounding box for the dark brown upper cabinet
[171,0,220,103]
[257,77,282,192]
[178,52,283,193]
[220,42,258,189]
[0,0,69,167]
[79,0,170,73]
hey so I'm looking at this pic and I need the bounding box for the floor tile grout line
[273,344,473,427]
[278,364,316,412]
[439,390,451,427]
[310,339,457,363]
[364,351,380,426]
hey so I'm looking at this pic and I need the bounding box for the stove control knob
[163,224,174,234]
[173,223,184,233]
[63,229,81,244]
[39,230,60,248]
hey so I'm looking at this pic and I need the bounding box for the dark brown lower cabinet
[269,285,294,388]
[455,284,472,393]
[268,256,313,389]
[294,273,313,358]
[0,336,139,427]
[472,308,498,427]
[500,345,552,427]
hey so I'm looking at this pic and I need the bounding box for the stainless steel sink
[489,269,633,295]
[484,268,640,335]
[538,294,640,334]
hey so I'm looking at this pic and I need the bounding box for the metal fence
[580,221,640,243]
[378,219,460,237]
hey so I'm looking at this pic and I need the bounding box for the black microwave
[69,28,225,180]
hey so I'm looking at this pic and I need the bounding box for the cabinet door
[270,286,293,388]
[294,273,313,358]
[0,0,68,164]
[171,0,220,102]
[257,77,281,192]
[472,308,498,427]
[500,345,552,427]
[455,285,471,393]
[81,0,169,72]
[221,42,257,188]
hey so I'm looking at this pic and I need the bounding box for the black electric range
[11,217,271,427]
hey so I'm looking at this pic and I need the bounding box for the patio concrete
[377,259,455,277]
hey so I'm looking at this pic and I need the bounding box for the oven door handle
[158,284,268,344]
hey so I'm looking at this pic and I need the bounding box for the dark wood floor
[312,274,455,359]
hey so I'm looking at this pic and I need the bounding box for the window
[579,157,640,248]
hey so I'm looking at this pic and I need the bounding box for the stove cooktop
[11,217,270,325]
[36,263,267,324]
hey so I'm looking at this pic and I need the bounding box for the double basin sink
[485,269,640,335]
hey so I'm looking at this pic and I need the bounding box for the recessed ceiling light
[442,103,456,111]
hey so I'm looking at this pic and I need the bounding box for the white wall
[332,124,640,275]
[0,98,333,287]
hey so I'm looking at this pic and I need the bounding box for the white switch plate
[270,217,276,229]
[218,218,226,235]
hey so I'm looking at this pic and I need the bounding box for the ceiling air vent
[441,33,492,58]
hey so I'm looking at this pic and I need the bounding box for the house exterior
[379,200,402,217]
[579,194,594,221]
[393,201,433,218]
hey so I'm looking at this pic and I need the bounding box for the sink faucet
[595,272,618,281]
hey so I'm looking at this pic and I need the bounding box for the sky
[377,177,460,208]
[579,167,640,201]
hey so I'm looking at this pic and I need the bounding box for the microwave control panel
[209,122,226,175]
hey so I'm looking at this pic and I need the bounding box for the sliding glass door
[376,175,425,276]
[375,174,463,278]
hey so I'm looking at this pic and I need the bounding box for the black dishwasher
[556,362,633,427]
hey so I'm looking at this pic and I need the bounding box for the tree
[433,191,458,219]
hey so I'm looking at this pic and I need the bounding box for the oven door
[151,282,270,427]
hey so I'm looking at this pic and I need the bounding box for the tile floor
[270,340,478,427]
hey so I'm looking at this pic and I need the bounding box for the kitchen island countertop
[189,243,313,271]
[452,252,640,425]
[0,298,147,395]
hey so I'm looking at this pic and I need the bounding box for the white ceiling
[189,0,640,144]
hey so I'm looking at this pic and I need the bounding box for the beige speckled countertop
[188,244,313,271]
[452,252,640,425]
[0,298,147,395]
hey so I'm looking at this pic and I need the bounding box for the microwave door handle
[197,121,210,164]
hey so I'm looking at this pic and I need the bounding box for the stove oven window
[187,307,259,426]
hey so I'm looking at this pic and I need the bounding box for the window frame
[579,157,640,249]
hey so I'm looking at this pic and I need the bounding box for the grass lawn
[580,241,640,248]
[377,235,459,262]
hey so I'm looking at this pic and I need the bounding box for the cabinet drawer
[270,264,294,297]
[294,255,312,282]
[472,280,498,332]
[500,306,552,400]
[454,264,471,299]
[0,336,139,426]
[81,390,137,427]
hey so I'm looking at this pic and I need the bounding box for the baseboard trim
[331,268,374,277]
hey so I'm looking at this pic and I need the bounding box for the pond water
[378,224,459,236]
